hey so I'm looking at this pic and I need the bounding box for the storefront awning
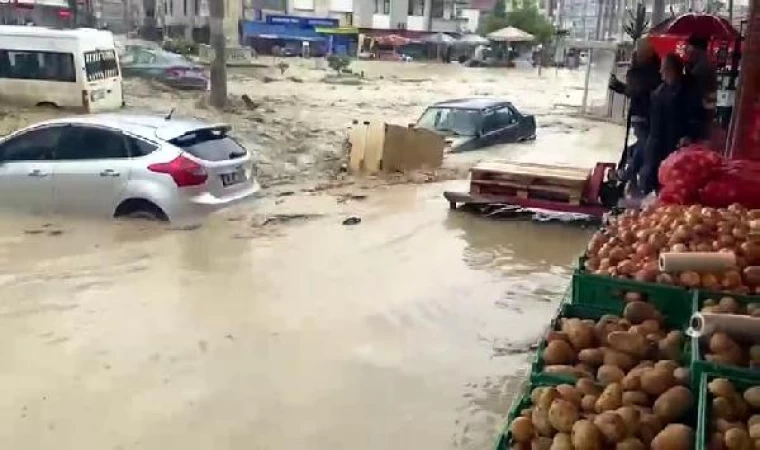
[314,26,359,35]
[242,21,326,42]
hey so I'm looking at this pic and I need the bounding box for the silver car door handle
[99,169,120,177]
[28,169,48,177]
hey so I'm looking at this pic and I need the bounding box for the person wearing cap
[685,34,718,139]
[609,37,662,193]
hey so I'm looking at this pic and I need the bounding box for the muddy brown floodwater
[0,181,594,450]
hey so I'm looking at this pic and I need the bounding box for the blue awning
[242,21,326,42]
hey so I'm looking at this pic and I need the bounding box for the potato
[733,396,751,421]
[616,437,646,450]
[547,331,570,343]
[651,424,694,450]
[563,319,596,351]
[749,415,760,428]
[594,411,627,443]
[653,360,679,372]
[544,365,591,379]
[576,378,601,396]
[710,378,738,398]
[548,399,579,433]
[549,433,572,450]
[595,383,623,412]
[556,384,582,406]
[725,427,752,450]
[616,406,640,437]
[537,388,560,410]
[576,363,595,375]
[674,367,690,386]
[544,340,577,365]
[709,333,744,365]
[653,386,694,422]
[622,371,642,391]
[714,396,737,420]
[658,331,684,361]
[521,408,533,417]
[744,387,760,409]
[622,391,650,407]
[531,437,553,450]
[578,348,605,366]
[719,296,740,314]
[715,418,744,433]
[749,423,760,440]
[571,420,603,450]
[624,301,659,325]
[581,395,598,413]
[598,365,625,386]
[531,407,554,437]
[532,387,550,405]
[603,348,638,371]
[512,417,535,443]
[608,331,650,358]
[708,432,726,450]
[750,345,760,364]
[595,319,625,346]
[638,414,664,446]
[639,319,661,334]
[640,368,676,396]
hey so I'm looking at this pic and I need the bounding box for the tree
[480,0,555,42]
[623,3,649,42]
[209,0,227,108]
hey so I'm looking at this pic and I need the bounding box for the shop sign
[266,14,338,28]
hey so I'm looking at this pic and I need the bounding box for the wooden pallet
[469,161,591,206]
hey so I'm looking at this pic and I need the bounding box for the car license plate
[220,167,246,187]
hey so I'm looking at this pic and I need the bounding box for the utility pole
[209,0,227,107]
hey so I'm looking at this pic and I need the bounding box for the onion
[700,273,720,290]
[679,271,701,288]
[617,259,637,276]
[671,243,688,253]
[656,273,675,284]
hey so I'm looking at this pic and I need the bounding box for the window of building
[374,0,389,14]
[0,50,76,82]
[194,0,200,15]
[84,50,120,81]
[408,0,424,15]
[183,0,187,15]
[431,0,444,18]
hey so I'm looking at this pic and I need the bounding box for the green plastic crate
[530,302,625,385]
[695,370,760,450]
[494,377,565,450]
[690,290,760,384]
[571,271,693,329]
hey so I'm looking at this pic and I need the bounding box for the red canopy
[649,12,739,40]
[375,34,414,47]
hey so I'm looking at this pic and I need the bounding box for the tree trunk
[209,0,227,108]
[651,0,665,27]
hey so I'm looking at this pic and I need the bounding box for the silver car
[0,114,260,221]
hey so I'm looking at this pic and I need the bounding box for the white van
[0,26,123,112]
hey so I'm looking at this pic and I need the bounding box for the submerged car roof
[431,98,512,111]
[36,114,230,142]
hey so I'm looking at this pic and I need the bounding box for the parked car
[120,46,209,90]
[415,98,536,152]
[0,114,260,221]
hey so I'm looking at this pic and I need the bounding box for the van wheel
[114,199,169,222]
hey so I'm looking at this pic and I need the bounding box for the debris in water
[253,213,323,227]
[342,217,361,226]
[336,193,368,203]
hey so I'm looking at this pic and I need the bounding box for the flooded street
[0,59,624,449]
[0,182,595,450]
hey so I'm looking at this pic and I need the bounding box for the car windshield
[416,107,480,136]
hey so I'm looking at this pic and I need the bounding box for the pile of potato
[699,297,760,369]
[509,379,695,450]
[705,378,760,450]
[541,300,685,383]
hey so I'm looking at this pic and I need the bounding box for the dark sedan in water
[415,98,536,152]
[120,46,209,91]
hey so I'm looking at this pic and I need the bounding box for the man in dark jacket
[639,53,704,195]
[609,37,662,191]
[685,34,718,139]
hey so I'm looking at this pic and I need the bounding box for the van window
[0,50,76,82]
[84,50,119,81]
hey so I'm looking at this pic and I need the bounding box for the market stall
[493,9,760,447]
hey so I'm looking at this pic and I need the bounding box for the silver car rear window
[169,127,247,162]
